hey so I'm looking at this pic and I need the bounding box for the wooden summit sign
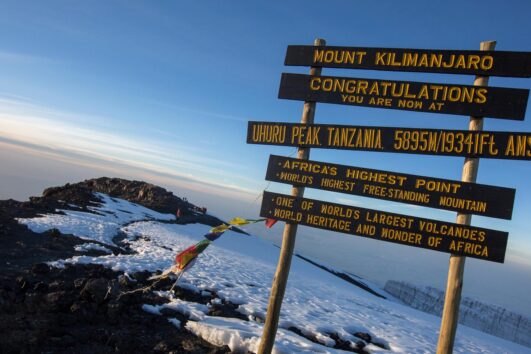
[266,155,515,219]
[260,191,508,263]
[278,73,529,120]
[247,121,531,160]
[255,39,530,354]
[285,45,531,77]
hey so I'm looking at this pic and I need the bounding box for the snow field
[17,192,174,247]
[17,193,531,354]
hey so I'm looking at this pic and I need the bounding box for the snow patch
[160,297,209,321]
[168,318,181,328]
[74,243,113,254]
[17,192,174,246]
[186,316,350,354]
[142,304,161,316]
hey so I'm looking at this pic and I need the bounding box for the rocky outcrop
[0,177,253,353]
[42,177,191,215]
[37,177,244,231]
[0,263,229,353]
[384,280,531,347]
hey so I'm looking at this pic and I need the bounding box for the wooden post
[258,38,326,354]
[436,40,496,354]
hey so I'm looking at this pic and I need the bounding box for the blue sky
[0,1,530,313]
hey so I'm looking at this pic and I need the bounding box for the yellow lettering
[310,78,321,90]
[313,49,324,63]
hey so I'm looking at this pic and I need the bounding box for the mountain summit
[0,178,528,353]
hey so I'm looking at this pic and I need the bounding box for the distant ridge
[38,177,247,233]
[295,253,387,299]
[385,280,531,347]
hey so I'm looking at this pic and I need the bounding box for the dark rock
[131,270,152,282]
[15,276,27,291]
[33,281,48,292]
[93,327,110,342]
[44,291,71,311]
[81,278,110,304]
[49,280,67,291]
[113,335,145,352]
[288,326,318,345]
[46,228,62,237]
[57,313,78,326]
[209,302,248,321]
[70,302,85,316]
[150,276,175,291]
[153,340,171,352]
[59,334,76,346]
[106,300,122,323]
[354,332,372,343]
[181,338,204,353]
[31,263,50,275]
[210,345,232,354]
[73,277,86,289]
[24,292,42,312]
[356,340,367,349]
[171,286,208,304]
[118,274,136,288]
[330,332,356,351]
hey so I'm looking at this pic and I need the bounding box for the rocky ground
[0,178,234,353]
[0,177,384,354]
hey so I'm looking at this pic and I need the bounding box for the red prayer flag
[175,240,211,270]
[265,218,277,228]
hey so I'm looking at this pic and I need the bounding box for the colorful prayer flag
[228,217,265,226]
[204,231,224,241]
[265,218,277,228]
[209,224,231,233]
[175,239,212,270]
[149,215,276,291]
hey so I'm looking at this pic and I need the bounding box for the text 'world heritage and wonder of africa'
[260,192,507,263]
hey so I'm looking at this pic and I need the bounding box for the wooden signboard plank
[285,45,531,77]
[278,73,529,120]
[266,155,515,219]
[247,121,531,160]
[260,191,508,263]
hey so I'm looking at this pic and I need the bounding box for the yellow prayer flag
[209,224,231,233]
[228,217,250,226]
